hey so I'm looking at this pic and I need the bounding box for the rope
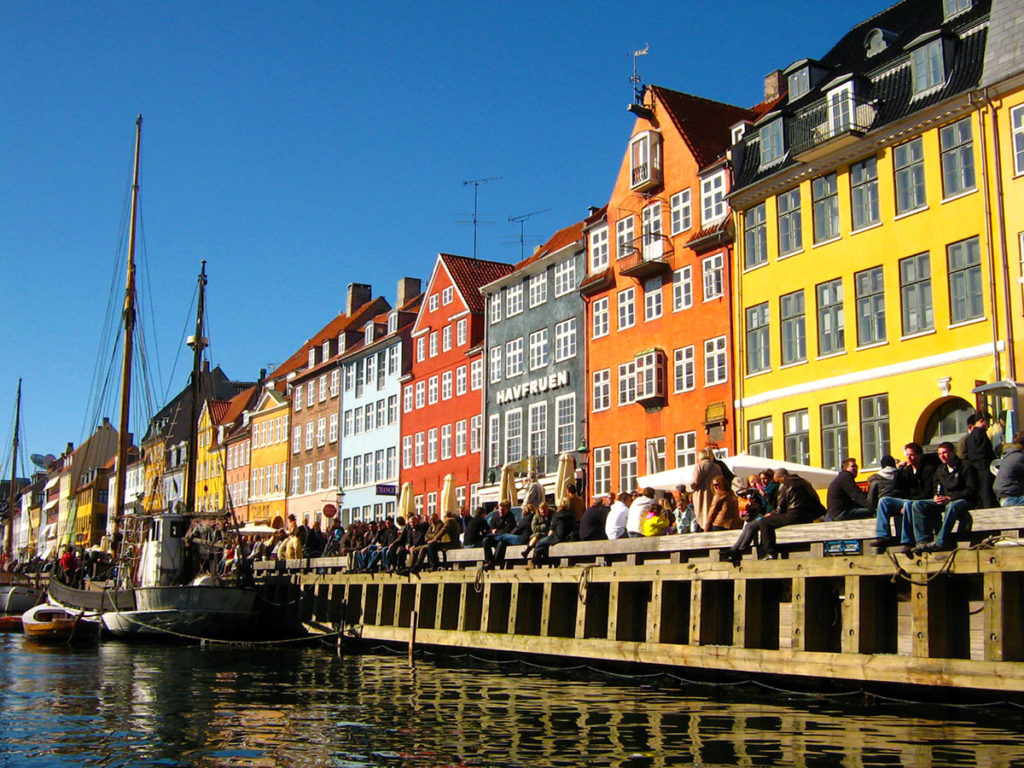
[577,564,596,605]
[886,535,1007,585]
[106,610,342,646]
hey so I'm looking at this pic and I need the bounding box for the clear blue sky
[0,0,888,468]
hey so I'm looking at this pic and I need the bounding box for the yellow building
[730,0,1024,479]
[246,388,290,527]
[194,400,230,512]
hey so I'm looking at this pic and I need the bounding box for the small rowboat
[22,603,94,642]
[0,615,23,633]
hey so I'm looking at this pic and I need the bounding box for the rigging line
[163,281,200,403]
[135,196,164,396]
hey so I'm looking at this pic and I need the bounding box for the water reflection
[1,633,1023,767]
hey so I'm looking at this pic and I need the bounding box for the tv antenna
[463,176,502,259]
[508,208,552,261]
[631,44,649,104]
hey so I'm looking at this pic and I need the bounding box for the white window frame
[589,225,610,272]
[528,329,549,371]
[592,296,609,339]
[592,368,611,411]
[554,318,577,362]
[505,337,524,378]
[529,272,548,307]
[555,394,576,453]
[618,287,636,330]
[643,277,663,321]
[701,170,728,225]
[506,283,524,317]
[702,253,724,301]
[554,259,576,297]
[616,216,635,260]
[704,335,728,386]
[670,189,691,235]
[672,266,693,311]
[673,346,695,393]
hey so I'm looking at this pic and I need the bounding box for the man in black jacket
[756,470,824,559]
[579,494,612,540]
[481,502,524,568]
[531,504,577,566]
[909,442,976,553]
[994,433,1024,506]
[872,442,934,551]
[825,458,871,521]
[965,411,997,508]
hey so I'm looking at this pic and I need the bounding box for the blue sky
[1,0,888,467]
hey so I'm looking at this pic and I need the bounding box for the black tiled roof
[733,0,991,191]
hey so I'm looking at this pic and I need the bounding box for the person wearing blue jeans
[871,442,934,552]
[995,433,1024,507]
[910,442,977,554]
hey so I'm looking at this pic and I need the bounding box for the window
[746,302,770,374]
[442,325,452,351]
[328,457,338,488]
[1012,105,1024,175]
[441,370,453,400]
[816,279,845,356]
[488,414,500,467]
[457,318,467,346]
[489,293,502,324]
[812,173,839,243]
[505,338,524,378]
[471,414,482,453]
[589,225,610,272]
[429,333,438,358]
[306,381,315,407]
[788,67,810,100]
[744,203,767,269]
[780,290,806,365]
[616,216,635,260]
[554,319,577,361]
[820,401,848,471]
[619,442,638,493]
[330,369,340,397]
[702,253,724,300]
[506,283,524,317]
[315,460,325,490]
[428,375,438,404]
[783,409,810,465]
[673,346,695,393]
[442,286,454,305]
[416,336,425,362]
[415,381,425,408]
[940,118,975,198]
[670,189,691,235]
[777,188,802,256]
[948,236,983,323]
[701,170,727,224]
[894,138,926,214]
[554,259,576,297]
[747,417,773,458]
[641,203,663,261]
[455,420,467,457]
[675,432,697,468]
[293,384,302,411]
[529,272,547,307]
[672,266,693,311]
[635,350,666,401]
[943,0,970,19]
[828,82,854,136]
[427,428,437,463]
[528,402,547,461]
[529,329,549,370]
[911,39,944,96]
[704,336,728,386]
[617,288,636,329]
[489,347,502,384]
[429,294,439,312]
[441,424,452,460]
[456,365,467,396]
[860,394,890,468]
[388,394,397,423]
[592,297,609,338]
[643,277,663,320]
[593,369,611,411]
[645,436,666,474]
[618,362,636,405]
[292,466,301,495]
[630,131,660,189]
[387,313,397,335]
[316,417,326,447]
[848,156,880,231]
[305,422,314,450]
[593,447,611,496]
[855,267,886,346]
[505,409,523,463]
[900,252,933,335]
[304,463,313,494]
[471,359,482,390]
[759,119,785,166]
[344,409,354,437]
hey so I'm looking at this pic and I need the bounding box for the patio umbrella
[636,465,698,492]
[555,452,576,507]
[499,463,519,505]
[724,454,839,490]
[440,473,457,515]
[398,482,415,517]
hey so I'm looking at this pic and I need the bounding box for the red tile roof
[515,219,585,270]
[439,253,514,314]
[651,86,754,168]
[207,399,232,426]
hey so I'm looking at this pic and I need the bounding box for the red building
[400,253,513,515]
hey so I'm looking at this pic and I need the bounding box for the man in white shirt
[626,487,656,537]
[604,491,633,540]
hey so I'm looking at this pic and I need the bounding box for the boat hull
[101,585,257,640]
[22,603,97,643]
[0,584,43,614]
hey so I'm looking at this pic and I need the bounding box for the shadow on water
[1,634,1023,767]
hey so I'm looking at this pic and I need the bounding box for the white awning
[43,476,59,491]
[43,497,59,511]
[39,523,57,539]
[477,475,559,504]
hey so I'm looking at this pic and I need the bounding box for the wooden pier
[255,508,1024,695]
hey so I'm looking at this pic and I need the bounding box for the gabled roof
[650,86,755,168]
[142,366,247,444]
[438,253,514,315]
[515,220,585,271]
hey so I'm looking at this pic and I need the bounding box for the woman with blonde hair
[690,447,722,532]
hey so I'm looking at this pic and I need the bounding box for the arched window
[922,397,973,449]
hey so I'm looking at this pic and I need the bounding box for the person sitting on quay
[826,457,872,521]
[867,455,899,514]
[304,520,326,558]
[641,501,673,536]
[530,503,578,567]
[605,491,632,540]
[408,513,444,572]
[994,432,1024,507]
[726,469,823,562]
[387,514,422,573]
[705,476,742,531]
[673,489,696,534]
[521,503,550,559]
[358,517,400,572]
[279,526,304,561]
[907,441,977,554]
[871,442,934,553]
[481,500,524,569]
[418,510,463,571]
[462,507,491,548]
[965,411,997,509]
[580,493,612,541]
[626,487,656,538]
[725,474,776,565]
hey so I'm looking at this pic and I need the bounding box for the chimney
[764,69,784,102]
[396,277,421,308]
[347,283,372,315]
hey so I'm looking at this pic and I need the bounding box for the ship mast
[184,261,208,514]
[4,379,22,564]
[113,115,142,522]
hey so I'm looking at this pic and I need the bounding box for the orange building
[581,85,765,496]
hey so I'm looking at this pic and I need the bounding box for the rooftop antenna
[508,208,552,260]
[463,176,502,259]
[631,44,649,105]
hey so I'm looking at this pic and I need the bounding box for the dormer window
[308,348,316,368]
[788,68,811,100]
[865,28,896,57]
[911,38,945,96]
[387,312,398,334]
[364,322,375,344]
[759,119,786,166]
[731,122,749,145]
[629,131,662,191]
[322,340,330,360]
[338,333,346,353]
[942,0,970,20]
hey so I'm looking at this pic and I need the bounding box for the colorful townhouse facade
[581,85,758,497]
[729,0,1024,481]
[338,278,421,526]
[195,399,230,512]
[244,387,289,526]
[401,254,512,516]
[479,221,587,502]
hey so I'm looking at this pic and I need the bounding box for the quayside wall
[255,508,1024,695]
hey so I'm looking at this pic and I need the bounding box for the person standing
[522,472,545,510]
[966,411,997,509]
[690,448,722,532]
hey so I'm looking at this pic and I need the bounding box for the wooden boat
[0,614,24,632]
[22,602,94,642]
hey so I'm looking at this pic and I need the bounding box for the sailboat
[46,116,256,640]
[0,379,44,616]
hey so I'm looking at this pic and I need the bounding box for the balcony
[618,236,672,279]
[790,92,876,163]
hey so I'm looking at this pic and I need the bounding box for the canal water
[1,633,1023,768]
